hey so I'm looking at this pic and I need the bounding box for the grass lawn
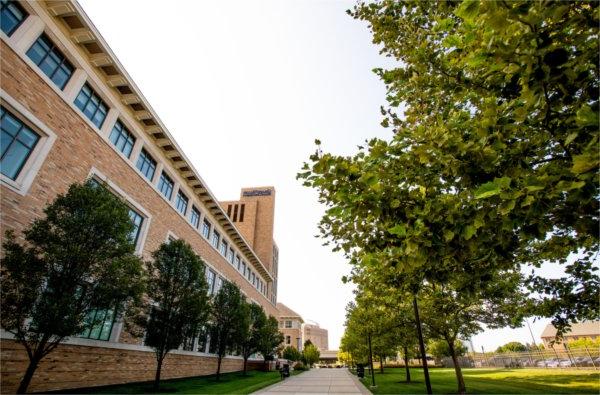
[56,370,291,394]
[357,367,600,394]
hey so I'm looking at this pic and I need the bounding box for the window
[1,0,27,36]
[241,262,246,276]
[219,239,228,256]
[190,206,201,229]
[285,335,291,345]
[252,272,256,287]
[108,120,135,158]
[206,269,216,294]
[73,83,108,128]
[235,255,241,270]
[128,209,143,246]
[247,268,252,281]
[136,148,156,181]
[285,321,292,329]
[228,248,234,264]
[157,172,173,200]
[201,219,211,239]
[211,230,220,249]
[175,190,188,215]
[79,308,115,341]
[26,33,73,90]
[215,277,223,293]
[1,106,39,180]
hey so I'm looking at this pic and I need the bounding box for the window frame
[190,206,201,229]
[26,32,74,90]
[175,189,188,215]
[201,219,211,239]
[73,82,108,129]
[0,95,56,195]
[157,171,174,200]
[108,119,136,159]
[211,230,220,249]
[135,148,156,181]
[1,0,28,37]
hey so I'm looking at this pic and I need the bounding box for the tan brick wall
[0,339,262,393]
[0,41,277,319]
[0,35,278,391]
[303,325,329,351]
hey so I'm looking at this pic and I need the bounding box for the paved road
[254,368,370,395]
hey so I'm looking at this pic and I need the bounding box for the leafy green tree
[209,281,246,380]
[1,181,145,394]
[496,341,527,353]
[346,0,599,334]
[302,343,320,367]
[257,315,284,369]
[238,302,267,375]
[137,239,210,391]
[429,339,468,360]
[282,345,302,362]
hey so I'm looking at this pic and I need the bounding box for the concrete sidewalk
[254,368,370,395]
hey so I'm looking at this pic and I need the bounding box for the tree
[238,302,267,375]
[1,181,145,394]
[303,339,313,349]
[282,345,302,362]
[257,315,284,369]
[429,339,468,360]
[346,0,599,334]
[136,239,210,391]
[496,342,527,353]
[208,281,246,380]
[302,343,320,367]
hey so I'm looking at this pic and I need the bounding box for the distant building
[303,322,329,351]
[540,321,600,347]
[277,302,304,351]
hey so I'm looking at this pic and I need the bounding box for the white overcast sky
[78,0,554,351]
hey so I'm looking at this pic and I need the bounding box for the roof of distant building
[540,321,600,339]
[277,302,304,322]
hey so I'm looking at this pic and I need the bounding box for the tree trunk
[403,346,411,383]
[17,356,42,394]
[243,356,248,375]
[216,355,223,381]
[379,355,384,373]
[154,355,165,392]
[447,338,466,395]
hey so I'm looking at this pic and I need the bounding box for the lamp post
[413,295,432,395]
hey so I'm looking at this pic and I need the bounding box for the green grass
[56,370,287,394]
[357,367,600,394]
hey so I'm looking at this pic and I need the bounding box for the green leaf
[444,229,455,242]
[571,154,598,174]
[575,105,598,128]
[521,195,535,207]
[388,224,407,237]
[456,0,480,21]
[463,225,476,240]
[564,132,578,146]
[499,200,516,215]
[475,182,500,199]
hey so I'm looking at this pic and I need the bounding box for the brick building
[0,0,280,392]
[277,303,305,351]
[303,322,329,351]
[276,303,330,352]
[540,321,600,348]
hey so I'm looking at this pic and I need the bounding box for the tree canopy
[1,181,145,394]
[137,239,210,391]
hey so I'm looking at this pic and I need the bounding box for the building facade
[0,0,279,392]
[540,321,600,348]
[277,303,304,351]
[303,322,329,351]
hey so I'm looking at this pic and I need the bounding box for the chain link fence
[439,346,600,369]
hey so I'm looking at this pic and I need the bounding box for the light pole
[413,295,432,395]
[368,332,376,388]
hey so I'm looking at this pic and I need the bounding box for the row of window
[2,3,270,299]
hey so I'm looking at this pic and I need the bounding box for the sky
[78,0,555,351]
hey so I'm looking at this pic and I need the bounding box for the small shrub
[293,362,309,371]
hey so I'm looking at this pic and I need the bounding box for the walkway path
[254,368,370,395]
